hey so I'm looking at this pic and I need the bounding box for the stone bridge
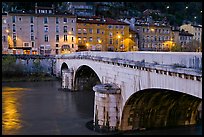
[55,51,202,131]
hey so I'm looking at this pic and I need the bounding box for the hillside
[2,2,202,26]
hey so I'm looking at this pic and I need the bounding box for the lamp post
[117,34,121,52]
[86,43,89,51]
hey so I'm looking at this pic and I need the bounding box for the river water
[2,81,202,135]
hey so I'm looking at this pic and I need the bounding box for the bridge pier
[93,83,121,132]
[62,68,74,91]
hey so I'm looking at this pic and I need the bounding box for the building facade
[179,29,194,48]
[135,24,173,51]
[68,2,95,16]
[76,16,130,52]
[180,23,202,43]
[122,15,174,51]
[2,13,9,54]
[3,5,77,55]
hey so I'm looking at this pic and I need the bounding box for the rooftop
[77,16,129,25]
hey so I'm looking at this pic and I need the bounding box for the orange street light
[6,29,9,33]
[117,34,121,39]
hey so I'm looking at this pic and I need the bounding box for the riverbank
[2,75,59,82]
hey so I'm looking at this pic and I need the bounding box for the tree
[171,44,182,52]
[2,55,17,77]
[183,40,201,52]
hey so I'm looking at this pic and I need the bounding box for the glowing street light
[6,29,9,33]
[150,28,155,32]
[166,6,169,9]
[185,6,188,9]
[117,34,121,39]
[117,34,121,51]
[194,16,197,19]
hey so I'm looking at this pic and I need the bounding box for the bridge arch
[120,88,201,131]
[60,62,69,77]
[74,65,101,91]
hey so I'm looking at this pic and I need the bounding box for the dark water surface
[2,81,202,135]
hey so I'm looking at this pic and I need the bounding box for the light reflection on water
[2,81,202,135]
[2,87,30,134]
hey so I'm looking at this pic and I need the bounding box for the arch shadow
[74,65,101,91]
[120,88,201,131]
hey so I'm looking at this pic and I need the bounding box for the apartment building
[67,2,95,16]
[135,23,173,51]
[179,29,194,48]
[2,13,9,54]
[76,16,130,51]
[180,23,202,43]
[3,5,77,55]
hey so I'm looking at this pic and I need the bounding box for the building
[171,26,180,46]
[122,14,173,51]
[135,22,173,51]
[3,5,77,55]
[180,23,202,43]
[67,2,95,16]
[76,16,130,52]
[2,13,9,54]
[178,29,194,49]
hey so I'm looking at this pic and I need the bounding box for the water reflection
[2,87,30,134]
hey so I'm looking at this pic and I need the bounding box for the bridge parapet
[57,51,202,69]
[56,52,202,79]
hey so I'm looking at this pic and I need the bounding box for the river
[2,81,202,135]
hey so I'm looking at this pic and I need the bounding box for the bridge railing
[57,53,202,79]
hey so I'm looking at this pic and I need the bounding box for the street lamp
[166,6,169,9]
[185,6,188,9]
[6,29,9,33]
[117,34,121,52]
[86,43,89,50]
[150,28,155,32]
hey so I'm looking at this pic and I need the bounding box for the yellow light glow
[98,40,102,43]
[6,29,9,33]
[151,28,155,32]
[86,43,89,46]
[129,34,132,38]
[2,87,30,133]
[117,35,121,39]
